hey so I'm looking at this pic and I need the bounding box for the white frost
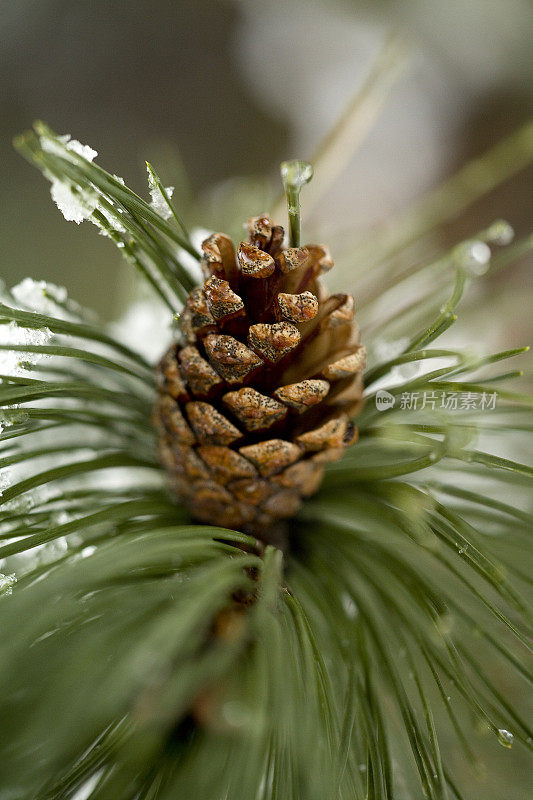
[149,183,175,220]
[0,573,16,597]
[94,204,126,235]
[147,165,174,220]
[40,134,97,163]
[110,297,173,362]
[50,180,99,224]
[11,278,67,315]
[11,278,94,323]
[0,468,10,497]
[65,139,98,162]
[39,132,100,223]
[0,320,51,377]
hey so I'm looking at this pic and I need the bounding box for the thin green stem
[280,160,313,247]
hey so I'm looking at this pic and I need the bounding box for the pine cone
[153,215,365,536]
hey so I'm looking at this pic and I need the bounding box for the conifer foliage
[0,107,531,799]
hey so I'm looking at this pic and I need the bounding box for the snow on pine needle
[0,119,531,800]
[0,272,175,576]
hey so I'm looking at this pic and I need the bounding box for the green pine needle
[0,110,531,800]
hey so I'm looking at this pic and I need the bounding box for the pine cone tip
[154,215,365,537]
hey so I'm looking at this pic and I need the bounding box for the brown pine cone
[153,215,365,537]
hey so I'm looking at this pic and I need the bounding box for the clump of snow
[94,204,127,236]
[40,133,130,235]
[30,537,69,568]
[0,320,51,377]
[65,139,98,162]
[0,408,29,429]
[40,134,97,163]
[111,297,173,362]
[0,468,10,497]
[149,184,175,220]
[11,278,95,324]
[11,278,67,316]
[50,180,99,224]
[372,336,409,363]
[0,573,16,597]
[39,132,100,223]
[147,166,174,220]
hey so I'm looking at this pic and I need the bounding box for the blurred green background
[1,2,532,796]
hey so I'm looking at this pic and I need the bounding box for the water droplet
[341,592,358,619]
[280,160,314,190]
[435,611,453,636]
[454,240,491,275]
[488,220,514,246]
[394,362,422,380]
[222,700,252,729]
[497,728,514,748]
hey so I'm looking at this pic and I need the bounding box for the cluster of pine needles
[0,54,532,800]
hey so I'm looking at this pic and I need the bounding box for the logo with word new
[375,390,396,411]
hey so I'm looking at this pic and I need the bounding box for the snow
[147,165,174,220]
[0,320,51,377]
[50,179,99,224]
[110,297,173,362]
[65,139,98,162]
[149,183,175,220]
[40,134,97,163]
[0,468,10,497]
[10,278,94,323]
[39,132,100,223]
[0,573,16,596]
[11,278,67,315]
[95,204,126,235]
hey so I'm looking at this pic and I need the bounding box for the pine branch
[0,110,531,800]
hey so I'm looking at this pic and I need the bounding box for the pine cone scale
[154,215,365,536]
